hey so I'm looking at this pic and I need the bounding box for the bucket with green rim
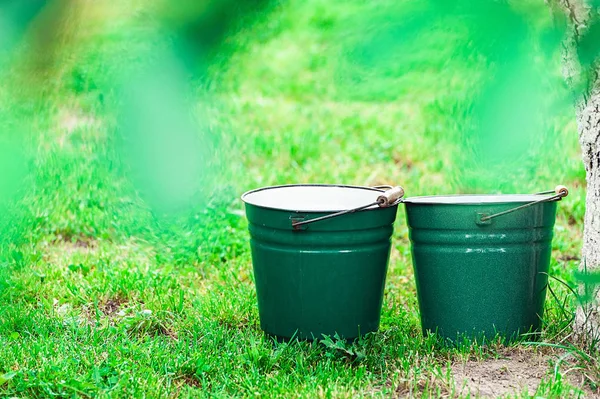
[242,184,403,340]
[403,186,568,342]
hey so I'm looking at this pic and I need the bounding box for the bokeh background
[0,0,591,396]
[0,0,585,259]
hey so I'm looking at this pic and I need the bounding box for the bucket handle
[291,186,405,230]
[371,185,394,190]
[476,185,568,225]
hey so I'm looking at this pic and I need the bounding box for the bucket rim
[241,184,389,213]
[402,193,562,205]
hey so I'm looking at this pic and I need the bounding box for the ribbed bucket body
[404,194,558,342]
[242,185,399,340]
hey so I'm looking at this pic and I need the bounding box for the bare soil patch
[179,374,202,388]
[43,238,97,261]
[452,350,548,397]
[98,297,127,317]
[452,348,596,398]
[81,296,128,324]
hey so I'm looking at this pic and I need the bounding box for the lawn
[0,0,595,397]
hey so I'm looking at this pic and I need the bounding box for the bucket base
[263,331,369,343]
[424,327,543,346]
[253,243,388,341]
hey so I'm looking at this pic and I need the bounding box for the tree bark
[575,91,600,340]
[560,0,600,341]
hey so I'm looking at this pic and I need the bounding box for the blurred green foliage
[0,0,47,54]
[336,0,578,192]
[2,0,595,205]
[0,1,595,396]
[158,0,273,70]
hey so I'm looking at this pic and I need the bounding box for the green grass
[0,0,596,397]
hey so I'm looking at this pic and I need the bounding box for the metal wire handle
[371,185,394,190]
[478,185,568,223]
[291,186,405,230]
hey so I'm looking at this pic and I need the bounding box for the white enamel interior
[404,194,556,205]
[242,185,382,212]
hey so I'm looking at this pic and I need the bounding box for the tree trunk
[575,91,600,339]
[558,0,600,341]
[575,91,600,340]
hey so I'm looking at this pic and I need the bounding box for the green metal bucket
[242,184,399,340]
[404,194,562,342]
